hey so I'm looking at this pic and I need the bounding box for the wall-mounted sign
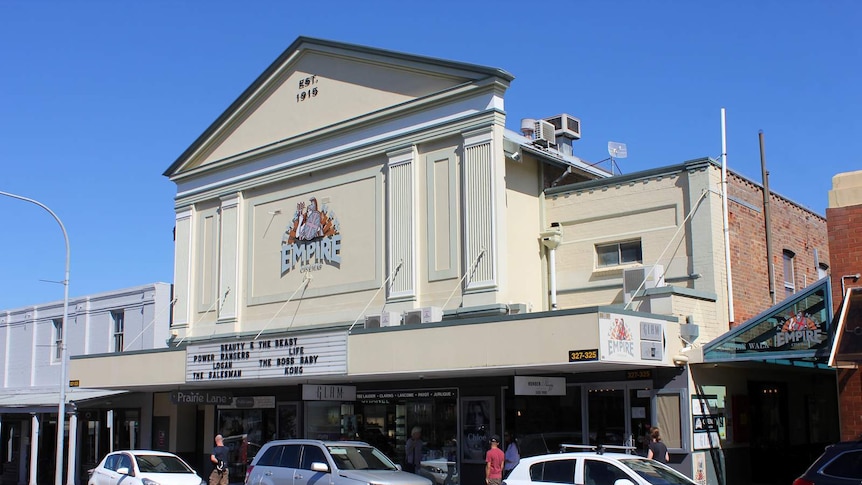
[302,385,356,401]
[69,380,80,388]
[185,331,346,382]
[640,321,663,342]
[569,349,599,362]
[357,390,457,404]
[694,415,722,432]
[282,196,341,274]
[296,74,320,103]
[514,376,566,396]
[170,390,232,405]
[219,396,276,409]
[599,313,667,364]
[693,431,721,450]
[626,369,652,380]
[641,341,663,360]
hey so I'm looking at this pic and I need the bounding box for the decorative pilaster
[462,129,497,290]
[387,147,416,300]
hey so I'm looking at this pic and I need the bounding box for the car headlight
[141,479,161,485]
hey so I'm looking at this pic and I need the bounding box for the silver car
[245,439,432,485]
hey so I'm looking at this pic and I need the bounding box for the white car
[503,449,697,485]
[88,450,205,485]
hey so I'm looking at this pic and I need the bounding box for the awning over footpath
[829,286,862,368]
[0,388,127,413]
[703,278,833,366]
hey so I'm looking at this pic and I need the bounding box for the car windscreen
[618,458,697,485]
[135,455,195,474]
[326,445,398,471]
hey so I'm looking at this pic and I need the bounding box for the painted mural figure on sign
[281,195,342,274]
[610,317,631,340]
[296,197,324,240]
[284,196,338,244]
[781,311,818,332]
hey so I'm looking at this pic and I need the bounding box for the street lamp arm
[0,190,71,485]
[0,191,70,276]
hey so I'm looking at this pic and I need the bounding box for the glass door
[629,385,652,455]
[587,387,625,446]
[585,381,652,450]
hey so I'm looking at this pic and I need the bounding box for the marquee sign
[185,331,347,382]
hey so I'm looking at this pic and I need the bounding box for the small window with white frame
[596,240,643,268]
[817,262,829,280]
[53,318,63,362]
[112,310,125,352]
[783,250,795,297]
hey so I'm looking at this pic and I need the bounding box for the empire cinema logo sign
[282,196,341,274]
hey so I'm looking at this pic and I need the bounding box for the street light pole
[0,190,70,485]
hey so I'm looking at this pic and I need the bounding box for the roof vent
[520,118,536,138]
[544,114,581,141]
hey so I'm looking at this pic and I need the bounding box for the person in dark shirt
[209,434,229,485]
[647,427,669,464]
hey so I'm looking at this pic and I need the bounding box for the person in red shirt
[486,435,505,485]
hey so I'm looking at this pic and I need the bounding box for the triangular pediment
[165,37,512,177]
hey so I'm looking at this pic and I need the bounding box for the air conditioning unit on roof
[533,119,556,148]
[404,307,443,325]
[623,265,665,304]
[365,311,401,329]
[544,114,581,141]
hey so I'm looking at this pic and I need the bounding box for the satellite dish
[608,141,628,159]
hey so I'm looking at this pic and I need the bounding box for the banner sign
[514,376,566,396]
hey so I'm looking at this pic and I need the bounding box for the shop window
[783,250,796,297]
[655,390,686,451]
[112,310,125,352]
[596,240,642,268]
[354,390,458,475]
[53,318,63,361]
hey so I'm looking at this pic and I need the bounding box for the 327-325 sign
[569,349,599,362]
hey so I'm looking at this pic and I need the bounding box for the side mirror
[614,480,636,485]
[116,467,130,476]
[311,462,330,473]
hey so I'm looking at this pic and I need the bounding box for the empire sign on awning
[704,278,833,364]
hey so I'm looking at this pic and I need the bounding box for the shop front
[695,278,839,485]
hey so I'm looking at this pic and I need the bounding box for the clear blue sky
[1,1,859,310]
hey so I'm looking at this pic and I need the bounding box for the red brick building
[728,171,829,326]
[826,170,862,440]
